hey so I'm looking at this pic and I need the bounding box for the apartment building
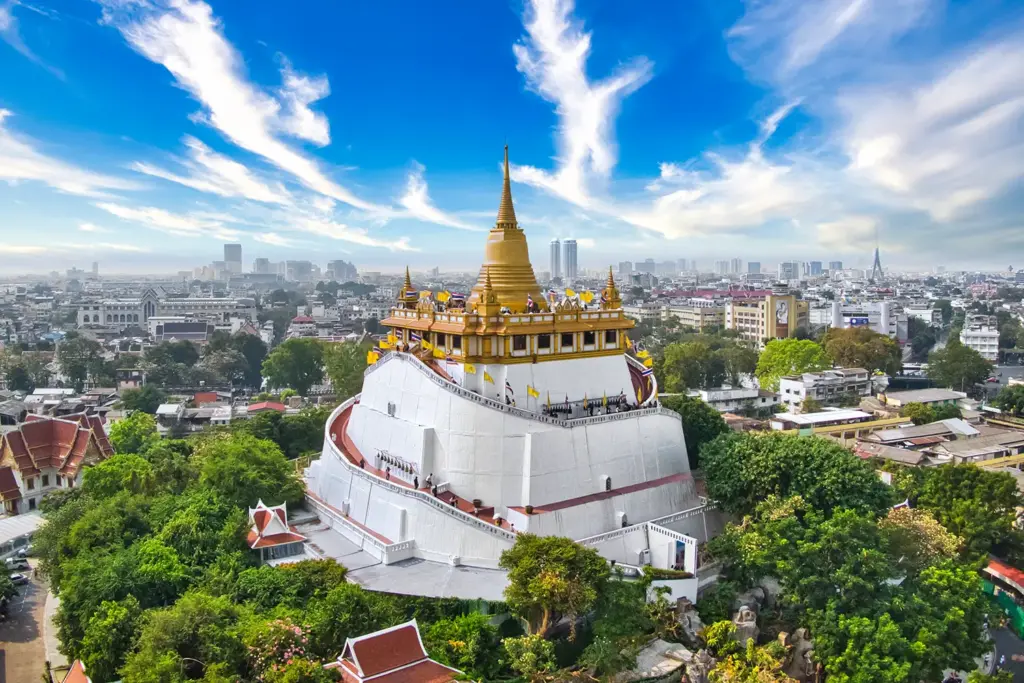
[725,293,810,348]
[960,325,999,362]
[779,367,873,412]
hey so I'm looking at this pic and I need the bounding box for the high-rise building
[677,258,689,273]
[715,260,730,275]
[550,239,562,280]
[638,258,656,274]
[326,260,357,281]
[829,261,843,271]
[730,258,743,274]
[562,239,578,282]
[658,260,677,277]
[618,261,633,278]
[91,261,99,277]
[224,244,242,274]
[778,262,799,280]
[253,258,271,274]
[809,261,823,276]
[748,261,761,274]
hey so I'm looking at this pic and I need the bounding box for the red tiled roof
[350,623,426,676]
[339,660,459,683]
[247,530,307,549]
[253,508,271,532]
[193,391,219,405]
[62,660,91,683]
[0,415,113,480]
[248,401,286,413]
[0,467,22,501]
[987,558,1024,592]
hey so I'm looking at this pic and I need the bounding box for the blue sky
[0,0,1022,275]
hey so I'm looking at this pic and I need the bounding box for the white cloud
[78,222,111,233]
[840,38,1024,221]
[286,216,415,251]
[816,215,876,251]
[0,110,137,197]
[132,136,291,205]
[275,59,331,146]
[399,162,482,231]
[93,201,241,241]
[0,0,63,78]
[0,244,47,254]
[253,231,293,247]
[511,0,653,205]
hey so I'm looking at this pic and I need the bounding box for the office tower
[778,262,799,280]
[676,258,688,273]
[253,258,271,274]
[618,261,633,278]
[91,261,99,277]
[550,239,562,280]
[326,259,357,281]
[224,244,242,274]
[747,261,761,274]
[658,260,676,276]
[730,258,743,274]
[638,258,656,274]
[562,239,578,281]
[809,261,823,276]
[829,261,843,271]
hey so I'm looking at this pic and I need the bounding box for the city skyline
[1,0,1023,274]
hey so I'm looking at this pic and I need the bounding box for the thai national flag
[450,292,465,302]
[641,367,654,377]
[505,380,514,395]
[372,346,382,354]
[410,332,422,342]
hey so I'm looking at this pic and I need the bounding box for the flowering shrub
[246,617,313,681]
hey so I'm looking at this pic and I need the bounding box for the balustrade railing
[364,351,680,429]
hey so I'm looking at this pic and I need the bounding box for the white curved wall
[350,356,695,518]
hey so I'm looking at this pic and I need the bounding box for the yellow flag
[366,350,380,365]
[464,363,477,375]
[527,385,539,398]
[483,371,494,384]
[637,349,651,359]
[437,290,451,303]
[421,339,433,351]
[580,291,594,304]
[602,392,607,408]
[565,288,577,298]
[432,347,446,359]
[419,290,432,299]
[379,339,392,350]
[637,386,643,403]
[547,392,551,409]
[583,394,588,409]
[643,357,654,368]
[387,333,398,345]
[625,333,633,349]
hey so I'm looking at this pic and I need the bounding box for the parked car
[14,545,31,558]
[4,558,29,571]
[9,573,28,585]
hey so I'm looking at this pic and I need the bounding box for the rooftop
[884,388,967,404]
[868,418,979,443]
[772,409,872,426]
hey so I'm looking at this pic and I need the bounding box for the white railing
[306,493,387,553]
[649,502,716,527]
[364,351,681,429]
[319,398,517,543]
[577,523,648,547]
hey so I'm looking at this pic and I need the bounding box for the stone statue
[731,605,759,648]
[684,649,717,683]
[783,628,816,682]
[676,598,705,646]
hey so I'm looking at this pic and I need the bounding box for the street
[991,626,1024,679]
[0,566,45,683]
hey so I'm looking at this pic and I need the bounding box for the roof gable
[344,620,429,678]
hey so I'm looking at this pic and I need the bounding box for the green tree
[660,394,730,470]
[927,340,992,391]
[701,432,892,517]
[823,327,902,375]
[364,317,381,335]
[262,338,325,396]
[660,341,726,391]
[878,506,961,574]
[109,412,160,455]
[499,534,610,637]
[801,395,823,413]
[83,454,156,497]
[234,334,269,389]
[915,464,1022,558]
[503,634,556,682]
[200,349,249,386]
[717,345,759,388]
[969,672,1015,683]
[994,384,1024,415]
[900,402,935,425]
[323,341,368,400]
[195,433,304,508]
[57,334,103,391]
[423,613,505,681]
[6,363,33,392]
[120,385,168,414]
[79,596,142,683]
[306,582,402,659]
[755,339,831,391]
[935,299,954,325]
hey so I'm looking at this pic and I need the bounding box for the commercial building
[880,388,966,409]
[715,260,730,275]
[809,261,822,276]
[253,257,271,274]
[778,368,873,412]
[770,409,875,431]
[815,301,909,341]
[905,304,941,325]
[224,243,242,275]
[618,261,632,279]
[960,324,999,362]
[691,386,779,413]
[562,239,578,282]
[725,293,810,348]
[550,239,562,280]
[747,262,761,274]
[829,261,843,271]
[327,260,358,281]
[730,258,743,274]
[661,300,725,332]
[778,262,799,280]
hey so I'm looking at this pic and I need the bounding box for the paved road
[990,626,1024,679]
[0,566,45,683]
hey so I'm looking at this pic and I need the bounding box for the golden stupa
[465,146,547,314]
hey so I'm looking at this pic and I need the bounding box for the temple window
[42,475,49,487]
[512,335,527,351]
[537,334,551,350]
[436,333,447,347]
[452,336,462,350]
[605,330,618,345]
[560,332,574,349]
[583,331,596,345]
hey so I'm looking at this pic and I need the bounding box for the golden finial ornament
[496,144,518,230]
[601,266,622,310]
[400,265,418,308]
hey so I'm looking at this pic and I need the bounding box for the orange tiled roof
[0,414,113,480]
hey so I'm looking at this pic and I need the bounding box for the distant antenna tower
[869,226,884,283]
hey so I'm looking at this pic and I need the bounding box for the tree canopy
[994,384,1024,415]
[109,412,160,455]
[822,327,901,375]
[262,338,325,396]
[119,385,168,414]
[660,394,730,470]
[323,341,368,400]
[755,339,831,391]
[927,340,992,392]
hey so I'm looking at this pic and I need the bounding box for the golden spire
[606,266,616,290]
[399,266,418,308]
[601,265,622,310]
[496,144,517,230]
[403,266,413,292]
[484,265,494,292]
